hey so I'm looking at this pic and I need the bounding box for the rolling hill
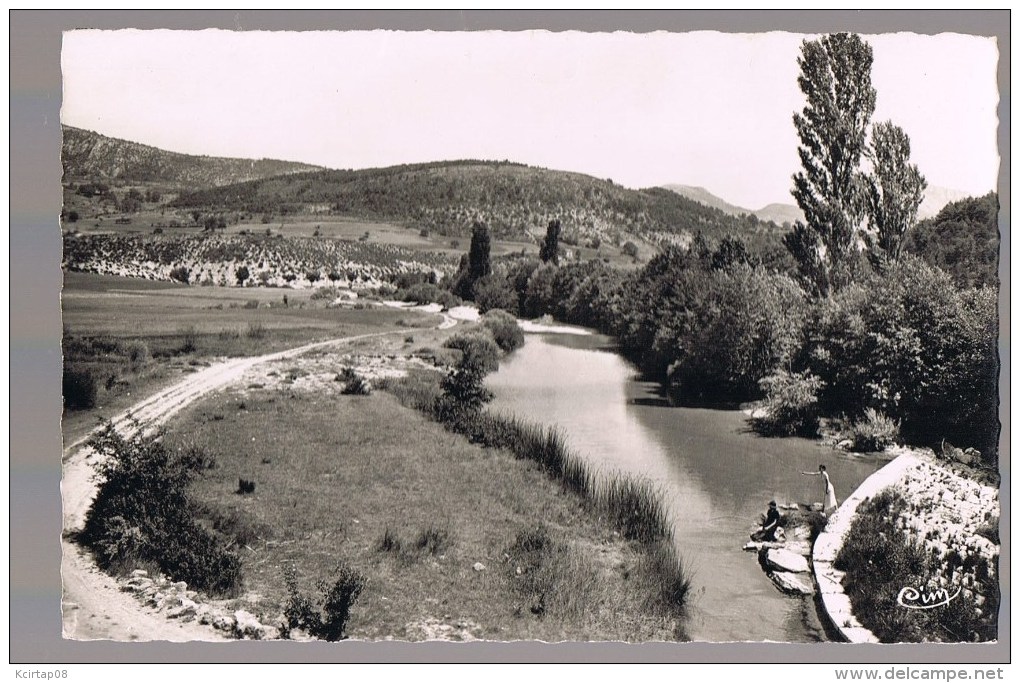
[62,125,323,189]
[172,160,773,246]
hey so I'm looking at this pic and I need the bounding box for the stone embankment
[811,447,999,643]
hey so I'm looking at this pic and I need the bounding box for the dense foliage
[445,220,998,461]
[905,193,1000,288]
[80,426,242,595]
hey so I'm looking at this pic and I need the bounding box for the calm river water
[487,329,888,642]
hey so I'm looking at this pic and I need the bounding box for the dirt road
[60,330,406,641]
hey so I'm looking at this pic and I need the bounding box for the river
[486,329,888,642]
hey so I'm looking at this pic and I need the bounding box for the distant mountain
[665,182,975,226]
[753,203,804,226]
[662,184,802,226]
[918,185,975,220]
[173,160,762,245]
[61,125,323,189]
[660,184,749,217]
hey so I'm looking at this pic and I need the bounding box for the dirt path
[60,330,408,641]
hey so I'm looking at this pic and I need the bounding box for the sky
[60,29,999,210]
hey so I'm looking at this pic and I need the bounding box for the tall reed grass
[384,373,693,610]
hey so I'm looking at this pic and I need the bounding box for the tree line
[430,33,998,464]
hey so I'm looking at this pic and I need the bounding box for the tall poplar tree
[864,120,927,266]
[786,33,877,297]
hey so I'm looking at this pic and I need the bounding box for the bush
[376,527,403,553]
[79,426,242,595]
[169,266,190,284]
[843,408,901,452]
[125,340,150,365]
[338,367,371,396]
[283,561,366,641]
[310,286,340,301]
[482,309,525,353]
[413,524,451,556]
[237,478,256,495]
[806,259,999,461]
[443,333,500,374]
[753,370,824,437]
[63,365,98,410]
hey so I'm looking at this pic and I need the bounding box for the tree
[786,33,877,297]
[236,265,250,286]
[540,219,561,265]
[468,221,492,282]
[863,121,927,266]
[454,221,492,300]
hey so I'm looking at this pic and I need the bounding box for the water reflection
[488,331,887,642]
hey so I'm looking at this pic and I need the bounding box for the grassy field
[163,384,688,641]
[60,271,433,443]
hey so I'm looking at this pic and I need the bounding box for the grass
[165,385,690,641]
[385,372,691,617]
[59,270,425,445]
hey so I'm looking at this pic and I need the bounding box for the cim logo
[896,585,961,610]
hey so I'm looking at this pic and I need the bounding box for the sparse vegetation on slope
[62,125,322,188]
[172,159,762,246]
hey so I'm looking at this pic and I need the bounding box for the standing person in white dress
[801,464,838,515]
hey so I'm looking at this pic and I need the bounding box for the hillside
[172,160,772,246]
[62,232,453,289]
[663,184,803,226]
[905,192,999,288]
[62,126,323,188]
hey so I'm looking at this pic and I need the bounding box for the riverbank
[162,348,691,641]
[813,447,1000,643]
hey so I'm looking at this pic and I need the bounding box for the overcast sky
[61,29,999,210]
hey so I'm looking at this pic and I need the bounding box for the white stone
[766,548,810,574]
[771,571,814,595]
[472,562,486,572]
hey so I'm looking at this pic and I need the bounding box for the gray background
[11,10,1009,664]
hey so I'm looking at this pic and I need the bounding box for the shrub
[237,478,256,495]
[807,259,999,461]
[169,266,190,284]
[482,309,525,353]
[338,367,371,396]
[310,286,339,301]
[835,488,998,642]
[283,561,366,641]
[844,408,901,452]
[63,365,98,410]
[80,426,242,595]
[125,340,150,365]
[443,333,500,374]
[753,370,824,437]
